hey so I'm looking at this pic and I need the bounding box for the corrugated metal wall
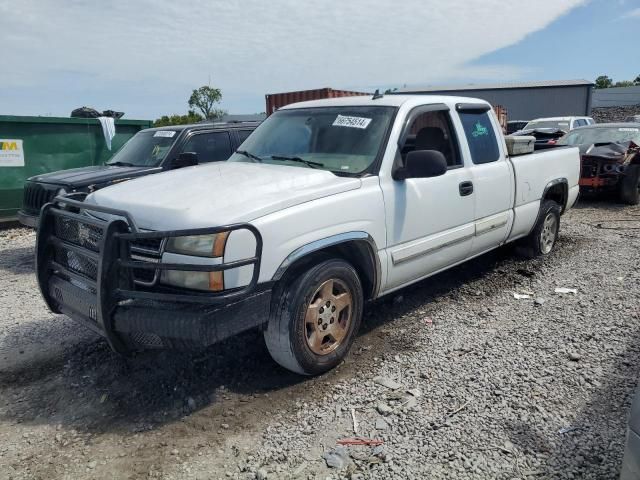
[403,86,592,121]
[592,86,640,107]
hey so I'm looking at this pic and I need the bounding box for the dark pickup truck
[18,121,259,227]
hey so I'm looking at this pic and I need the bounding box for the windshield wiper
[270,155,324,169]
[107,161,135,167]
[235,150,263,162]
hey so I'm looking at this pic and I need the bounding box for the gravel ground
[0,200,639,480]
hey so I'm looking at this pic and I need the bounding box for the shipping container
[265,88,370,116]
[0,115,152,222]
[493,105,508,133]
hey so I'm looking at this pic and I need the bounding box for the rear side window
[458,112,500,164]
[182,132,232,163]
[237,130,253,143]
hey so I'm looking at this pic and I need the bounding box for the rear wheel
[264,259,363,375]
[524,200,561,257]
[619,164,640,205]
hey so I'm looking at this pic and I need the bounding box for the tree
[153,110,203,127]
[188,85,226,120]
[614,80,635,88]
[634,75,640,86]
[594,75,613,89]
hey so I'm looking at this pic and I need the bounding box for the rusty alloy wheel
[304,278,353,355]
[540,212,559,254]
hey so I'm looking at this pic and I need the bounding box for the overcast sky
[0,0,636,119]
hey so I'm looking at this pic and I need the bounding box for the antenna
[372,89,384,100]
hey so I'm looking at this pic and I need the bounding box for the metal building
[592,85,640,108]
[394,80,594,121]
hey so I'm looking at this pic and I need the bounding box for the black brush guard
[36,197,266,353]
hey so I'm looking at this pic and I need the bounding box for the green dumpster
[0,115,152,222]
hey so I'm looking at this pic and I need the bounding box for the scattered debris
[375,418,389,430]
[256,467,268,480]
[373,376,402,390]
[424,317,434,325]
[406,388,422,398]
[99,393,108,404]
[448,401,469,418]
[555,287,578,294]
[337,438,384,446]
[324,446,352,469]
[350,408,358,435]
[568,352,582,361]
[513,292,532,300]
[376,403,393,415]
[534,297,546,306]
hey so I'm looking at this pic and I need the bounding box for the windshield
[106,130,179,167]
[557,126,640,146]
[523,120,570,131]
[228,106,396,175]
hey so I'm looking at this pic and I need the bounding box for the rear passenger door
[181,130,233,163]
[456,105,514,256]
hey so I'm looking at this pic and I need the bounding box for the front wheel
[264,259,363,375]
[619,164,640,206]
[524,200,561,257]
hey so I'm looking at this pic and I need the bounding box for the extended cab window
[459,112,500,164]
[182,132,232,163]
[402,110,461,167]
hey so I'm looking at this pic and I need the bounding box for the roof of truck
[144,121,261,133]
[279,94,489,110]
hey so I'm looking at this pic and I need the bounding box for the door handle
[459,181,474,196]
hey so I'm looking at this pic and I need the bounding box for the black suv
[18,121,259,227]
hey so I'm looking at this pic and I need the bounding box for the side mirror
[394,150,447,180]
[169,152,198,169]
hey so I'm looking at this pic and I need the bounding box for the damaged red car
[556,123,640,204]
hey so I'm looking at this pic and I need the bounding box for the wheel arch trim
[272,231,382,299]
[542,178,569,212]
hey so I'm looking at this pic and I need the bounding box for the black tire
[524,200,561,257]
[619,164,640,206]
[264,258,363,376]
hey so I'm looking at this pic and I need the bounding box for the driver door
[380,106,475,292]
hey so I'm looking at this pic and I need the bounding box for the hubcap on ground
[540,213,558,254]
[304,279,353,355]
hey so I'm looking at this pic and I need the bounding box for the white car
[36,94,580,375]
[524,116,595,132]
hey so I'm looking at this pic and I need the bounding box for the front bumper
[17,209,39,228]
[36,198,265,353]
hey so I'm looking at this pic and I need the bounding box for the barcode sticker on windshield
[154,131,176,138]
[333,115,372,129]
[619,128,639,132]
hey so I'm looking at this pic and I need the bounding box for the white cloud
[0,0,585,116]
[622,7,640,18]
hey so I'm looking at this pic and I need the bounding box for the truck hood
[30,165,159,188]
[86,162,362,230]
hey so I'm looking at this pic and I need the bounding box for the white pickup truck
[36,94,580,375]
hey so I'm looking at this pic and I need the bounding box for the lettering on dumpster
[0,139,24,167]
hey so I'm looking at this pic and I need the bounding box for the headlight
[165,232,229,257]
[161,232,229,291]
